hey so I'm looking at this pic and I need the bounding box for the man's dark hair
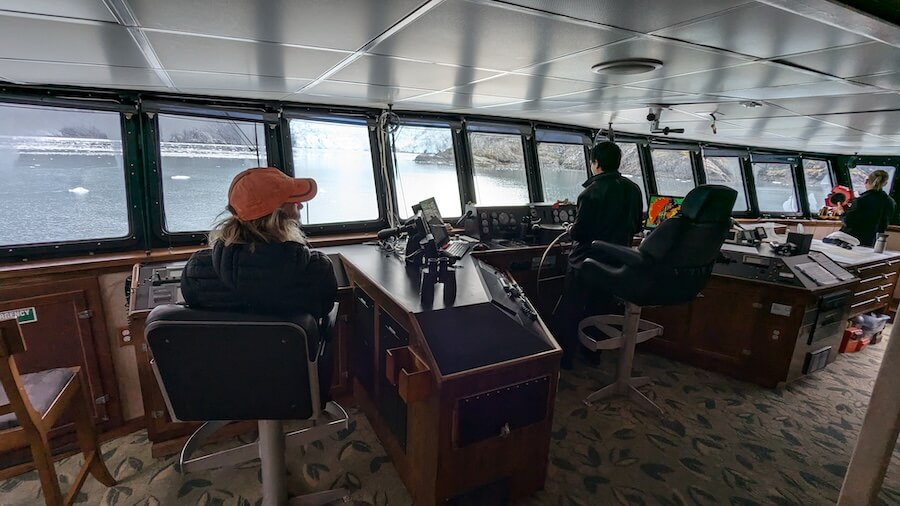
[591,141,622,172]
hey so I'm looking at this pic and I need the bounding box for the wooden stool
[0,317,116,506]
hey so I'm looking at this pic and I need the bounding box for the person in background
[838,169,896,247]
[554,142,644,370]
[180,167,338,402]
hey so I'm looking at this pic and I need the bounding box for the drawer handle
[862,276,884,284]
[855,287,880,296]
[888,259,900,266]
[876,295,889,302]
[356,296,371,309]
[859,262,889,271]
[384,324,398,337]
[884,272,897,279]
[851,298,877,308]
[880,283,894,290]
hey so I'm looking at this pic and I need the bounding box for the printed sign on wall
[0,307,38,324]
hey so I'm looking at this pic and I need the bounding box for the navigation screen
[417,197,448,247]
[646,195,684,229]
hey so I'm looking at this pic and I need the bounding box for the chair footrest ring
[577,315,663,350]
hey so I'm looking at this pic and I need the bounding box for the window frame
[282,110,388,234]
[534,127,591,204]
[749,153,804,218]
[800,156,835,215]
[701,148,753,217]
[648,145,700,198]
[147,108,275,246]
[388,118,465,220]
[0,95,143,260]
[466,121,533,207]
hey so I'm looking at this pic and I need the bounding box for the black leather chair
[145,303,350,506]
[578,185,737,414]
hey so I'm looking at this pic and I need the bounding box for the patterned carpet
[2,337,898,505]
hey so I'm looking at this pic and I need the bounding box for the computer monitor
[417,197,449,247]
[645,195,684,229]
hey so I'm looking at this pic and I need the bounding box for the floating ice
[68,187,90,194]
[170,175,191,180]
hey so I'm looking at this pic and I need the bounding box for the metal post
[617,303,641,394]
[259,420,287,506]
[838,326,900,505]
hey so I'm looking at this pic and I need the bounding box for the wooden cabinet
[643,275,848,388]
[844,258,900,317]
[0,278,121,466]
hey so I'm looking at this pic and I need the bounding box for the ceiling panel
[635,63,824,95]
[811,111,900,136]
[0,0,116,22]
[769,92,900,116]
[520,38,749,85]
[299,80,432,103]
[147,32,348,79]
[130,0,424,51]
[400,91,525,109]
[0,60,165,88]
[0,15,147,67]
[655,3,868,59]
[711,116,847,131]
[778,42,899,78]
[369,1,630,71]
[852,72,900,92]
[497,0,751,33]
[669,101,794,120]
[452,73,601,99]
[177,89,293,101]
[168,71,310,94]
[542,85,686,103]
[720,80,875,101]
[330,55,499,91]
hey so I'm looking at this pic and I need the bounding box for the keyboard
[442,240,471,258]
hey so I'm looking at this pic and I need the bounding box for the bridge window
[703,156,748,212]
[802,159,834,212]
[289,119,380,225]
[392,125,461,219]
[159,114,267,233]
[537,133,588,203]
[470,132,529,205]
[617,143,647,210]
[651,149,695,197]
[0,102,128,247]
[851,164,895,197]
[752,162,799,213]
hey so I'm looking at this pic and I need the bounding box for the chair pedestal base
[583,377,663,415]
[180,402,352,506]
[578,303,663,416]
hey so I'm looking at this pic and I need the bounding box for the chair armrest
[590,241,644,267]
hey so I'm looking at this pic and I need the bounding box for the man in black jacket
[554,142,644,369]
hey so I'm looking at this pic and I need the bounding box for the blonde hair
[209,206,307,248]
[867,169,890,191]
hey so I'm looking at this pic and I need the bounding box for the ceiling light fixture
[591,59,663,75]
[740,101,763,108]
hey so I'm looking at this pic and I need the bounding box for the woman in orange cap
[180,167,338,400]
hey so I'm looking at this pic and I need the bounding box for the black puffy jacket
[840,189,896,247]
[568,171,644,267]
[180,241,338,319]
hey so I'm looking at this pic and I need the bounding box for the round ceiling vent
[590,59,663,75]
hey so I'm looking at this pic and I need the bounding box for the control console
[716,243,855,289]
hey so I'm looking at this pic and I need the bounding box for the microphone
[377,221,417,240]
[455,209,473,227]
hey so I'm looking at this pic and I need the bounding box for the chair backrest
[0,318,39,427]
[587,185,737,307]
[145,305,322,422]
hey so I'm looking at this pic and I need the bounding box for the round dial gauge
[498,213,510,225]
[559,210,570,222]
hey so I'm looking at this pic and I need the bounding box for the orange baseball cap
[228,167,317,221]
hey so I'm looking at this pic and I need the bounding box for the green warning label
[0,307,37,325]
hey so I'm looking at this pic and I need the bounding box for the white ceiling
[0,0,897,155]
